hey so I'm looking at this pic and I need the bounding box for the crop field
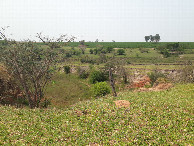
[66,42,194,49]
[0,84,193,145]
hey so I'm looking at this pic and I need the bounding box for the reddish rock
[114,100,130,108]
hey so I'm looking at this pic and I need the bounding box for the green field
[0,84,193,145]
[66,42,194,49]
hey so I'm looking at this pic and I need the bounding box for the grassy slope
[0,84,193,145]
[45,73,92,108]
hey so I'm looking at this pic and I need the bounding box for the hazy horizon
[1,0,194,42]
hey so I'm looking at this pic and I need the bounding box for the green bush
[89,70,108,84]
[89,49,94,54]
[65,53,72,58]
[91,82,110,97]
[106,46,113,53]
[64,66,71,74]
[117,49,125,55]
[147,71,166,86]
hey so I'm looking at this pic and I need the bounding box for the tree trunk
[109,68,117,97]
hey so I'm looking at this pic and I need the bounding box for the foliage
[89,70,108,84]
[178,62,194,83]
[64,66,71,74]
[97,54,107,64]
[91,81,110,97]
[106,46,114,53]
[155,34,160,42]
[89,48,94,54]
[117,49,125,55]
[65,52,72,58]
[67,42,194,49]
[1,40,57,108]
[0,65,22,105]
[156,43,185,58]
[78,45,86,54]
[144,36,150,42]
[0,84,193,145]
[147,71,166,86]
[80,55,96,64]
[162,49,170,58]
[76,67,89,79]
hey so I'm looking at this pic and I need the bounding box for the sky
[0,0,194,42]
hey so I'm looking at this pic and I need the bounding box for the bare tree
[78,40,86,54]
[1,31,74,108]
[108,66,117,97]
[105,60,117,97]
[37,33,76,49]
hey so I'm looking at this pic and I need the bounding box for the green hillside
[1,84,193,145]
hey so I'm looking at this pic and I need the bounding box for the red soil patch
[130,76,151,88]
[137,83,173,92]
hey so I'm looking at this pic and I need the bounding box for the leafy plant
[147,71,166,86]
[89,70,108,84]
[91,81,110,97]
[89,48,94,54]
[64,66,71,74]
[106,46,113,53]
[117,49,125,55]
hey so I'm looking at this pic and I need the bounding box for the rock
[154,83,173,90]
[114,100,130,108]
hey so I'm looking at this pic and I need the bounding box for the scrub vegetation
[0,35,193,145]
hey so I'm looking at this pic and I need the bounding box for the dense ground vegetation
[0,84,193,145]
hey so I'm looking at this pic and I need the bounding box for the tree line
[145,34,160,42]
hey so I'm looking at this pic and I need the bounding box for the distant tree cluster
[156,42,185,58]
[145,34,160,42]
